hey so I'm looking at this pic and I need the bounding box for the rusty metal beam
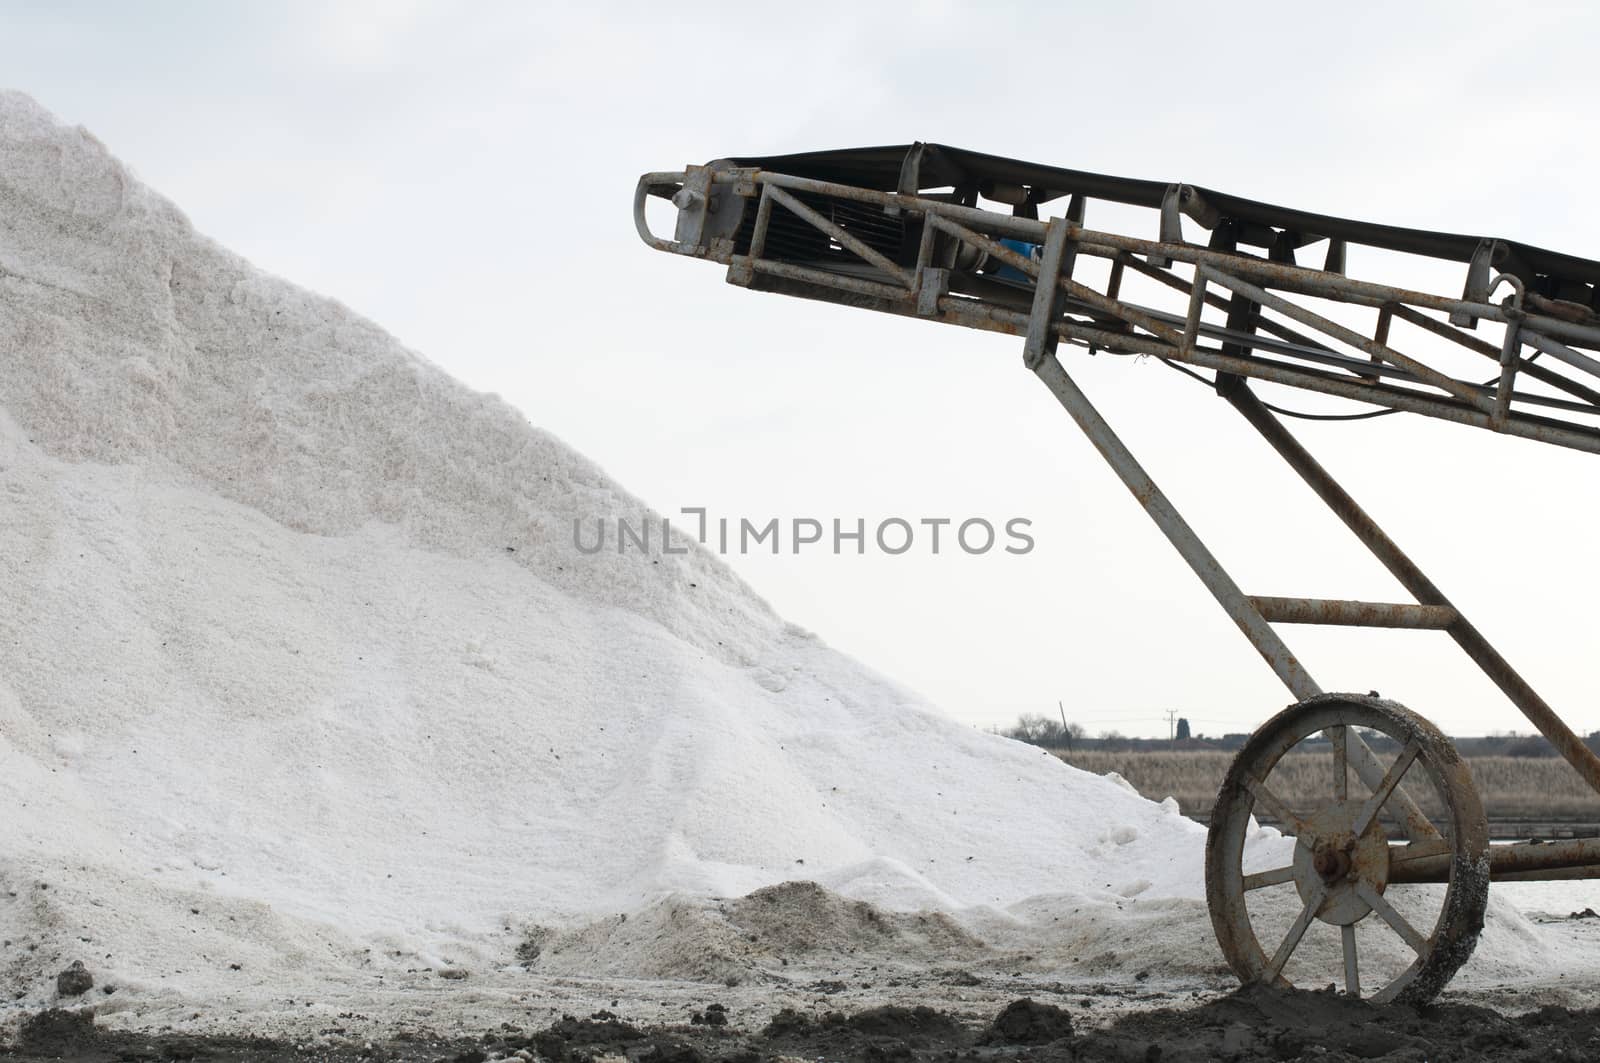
[922,296,1600,453]
[762,185,916,288]
[753,169,1600,348]
[1390,837,1600,883]
[1115,251,1337,366]
[1390,303,1600,408]
[1492,865,1600,882]
[1199,265,1496,412]
[1524,329,1600,382]
[1248,597,1457,629]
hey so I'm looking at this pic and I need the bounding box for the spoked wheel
[1205,693,1489,1004]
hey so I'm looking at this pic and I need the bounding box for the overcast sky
[4,1,1597,739]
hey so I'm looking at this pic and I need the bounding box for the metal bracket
[1178,185,1220,229]
[1023,219,1072,369]
[671,166,714,251]
[1452,239,1500,328]
[1269,230,1299,266]
[886,142,928,217]
[1324,238,1347,275]
[1151,184,1184,267]
[896,142,926,197]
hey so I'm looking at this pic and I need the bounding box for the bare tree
[1006,713,1073,748]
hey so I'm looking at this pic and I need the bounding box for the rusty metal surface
[762,185,916,289]
[910,290,1600,451]
[1198,265,1496,411]
[1390,302,1600,408]
[1491,864,1600,882]
[1248,596,1457,630]
[1391,837,1600,883]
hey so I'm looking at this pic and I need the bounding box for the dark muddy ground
[6,986,1600,1063]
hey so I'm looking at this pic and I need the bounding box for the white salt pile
[0,92,1580,1036]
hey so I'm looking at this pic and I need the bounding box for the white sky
[4,0,1597,739]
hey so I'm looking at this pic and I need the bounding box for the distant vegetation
[999,714,1600,823]
[1005,713,1087,749]
[1053,749,1600,823]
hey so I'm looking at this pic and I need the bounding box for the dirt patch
[7,987,1600,1062]
[1072,983,1600,1061]
[982,998,1075,1045]
[841,1004,959,1040]
[11,1007,294,1062]
[532,1010,647,1057]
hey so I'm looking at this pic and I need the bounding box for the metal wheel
[1205,693,1489,1004]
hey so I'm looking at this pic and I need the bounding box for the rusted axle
[1388,837,1600,883]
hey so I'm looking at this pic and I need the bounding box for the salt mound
[0,92,1569,1031]
[0,88,1223,1016]
[528,881,983,984]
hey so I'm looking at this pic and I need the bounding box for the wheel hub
[1293,799,1392,926]
[1312,844,1352,882]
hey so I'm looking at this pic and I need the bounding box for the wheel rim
[1204,693,1488,1004]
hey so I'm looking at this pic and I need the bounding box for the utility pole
[1166,709,1178,742]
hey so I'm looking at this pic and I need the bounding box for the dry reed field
[1056,750,1600,823]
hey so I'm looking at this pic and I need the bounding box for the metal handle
[633,172,686,252]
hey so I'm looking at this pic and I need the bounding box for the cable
[1157,357,1215,389]
[1155,349,1555,425]
[1257,402,1398,422]
[1155,354,1399,421]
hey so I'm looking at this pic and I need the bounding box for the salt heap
[0,93,1560,1032]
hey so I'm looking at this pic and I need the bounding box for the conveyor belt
[727,143,1600,299]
